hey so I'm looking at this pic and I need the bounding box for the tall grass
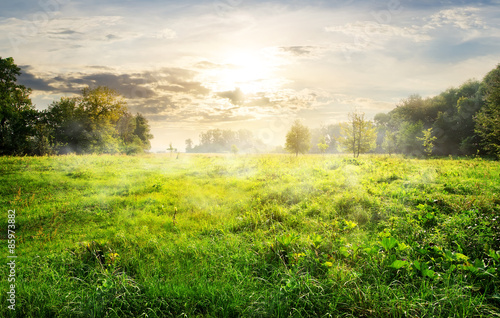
[1,154,499,317]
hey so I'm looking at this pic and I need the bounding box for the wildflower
[108,253,119,263]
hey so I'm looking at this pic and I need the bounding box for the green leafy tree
[46,86,127,154]
[285,119,311,156]
[418,128,437,157]
[397,121,424,156]
[382,130,397,155]
[79,86,126,153]
[133,113,153,151]
[475,64,500,157]
[339,111,376,158]
[0,57,38,155]
[317,136,329,154]
[46,97,90,153]
[47,87,152,154]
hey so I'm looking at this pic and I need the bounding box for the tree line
[0,57,153,155]
[375,64,499,157]
[283,64,500,158]
[185,128,267,153]
[2,55,499,158]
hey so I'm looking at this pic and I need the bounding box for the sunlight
[203,49,284,95]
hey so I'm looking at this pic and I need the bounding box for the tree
[475,64,500,157]
[285,120,311,156]
[338,111,376,158]
[317,136,329,154]
[0,57,37,155]
[231,144,239,154]
[382,130,397,155]
[79,86,126,153]
[397,121,424,156]
[418,128,437,157]
[185,138,193,152]
[46,87,152,154]
[45,97,88,153]
[167,142,176,156]
[133,113,153,151]
[191,128,264,153]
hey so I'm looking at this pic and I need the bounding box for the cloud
[426,7,486,30]
[325,21,431,46]
[18,66,55,91]
[279,46,318,57]
[151,28,176,39]
[17,66,213,121]
[216,87,245,105]
[18,66,210,97]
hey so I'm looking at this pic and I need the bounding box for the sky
[1,0,500,152]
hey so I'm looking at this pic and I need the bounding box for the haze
[1,0,499,152]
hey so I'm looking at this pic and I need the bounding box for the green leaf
[489,250,500,262]
[381,237,398,251]
[389,260,408,269]
[339,246,350,258]
[412,260,421,271]
[473,258,485,269]
[444,249,454,261]
[455,253,469,262]
[422,268,436,279]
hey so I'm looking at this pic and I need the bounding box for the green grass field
[1,154,500,317]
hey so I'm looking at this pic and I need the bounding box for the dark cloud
[46,29,85,41]
[17,65,215,122]
[50,29,81,35]
[19,66,210,98]
[86,65,115,70]
[106,34,120,40]
[18,66,55,91]
[216,87,245,105]
[128,102,173,115]
[78,73,156,98]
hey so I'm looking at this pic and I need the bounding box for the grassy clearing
[1,154,499,317]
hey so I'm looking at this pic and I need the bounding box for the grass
[1,153,499,317]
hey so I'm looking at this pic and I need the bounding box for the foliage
[0,57,152,156]
[231,144,239,154]
[46,86,152,154]
[189,128,265,153]
[317,136,329,154]
[309,124,340,154]
[338,111,376,157]
[285,119,311,156]
[185,138,193,152]
[167,142,177,155]
[475,64,500,158]
[381,130,397,155]
[418,128,437,157]
[0,56,37,155]
[375,77,487,157]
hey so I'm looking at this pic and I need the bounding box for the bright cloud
[1,0,499,151]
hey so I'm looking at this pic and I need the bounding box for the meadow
[1,154,499,317]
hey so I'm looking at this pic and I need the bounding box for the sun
[202,49,285,95]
